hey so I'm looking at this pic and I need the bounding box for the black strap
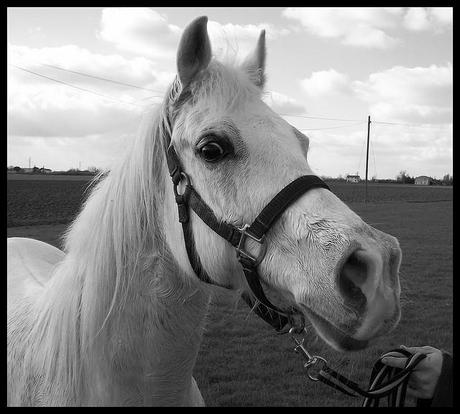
[241,292,290,331]
[185,186,242,248]
[248,175,330,239]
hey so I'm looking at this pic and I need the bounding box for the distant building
[415,176,432,186]
[346,174,360,183]
[19,166,52,174]
[7,166,22,173]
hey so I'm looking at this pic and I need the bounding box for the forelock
[170,60,262,118]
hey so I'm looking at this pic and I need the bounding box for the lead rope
[288,328,427,407]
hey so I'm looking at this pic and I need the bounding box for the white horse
[7,16,403,406]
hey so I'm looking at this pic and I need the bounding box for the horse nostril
[338,250,368,313]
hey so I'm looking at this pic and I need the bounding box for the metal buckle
[236,224,267,266]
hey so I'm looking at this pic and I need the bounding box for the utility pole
[365,115,371,203]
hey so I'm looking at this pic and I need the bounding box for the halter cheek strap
[163,117,331,331]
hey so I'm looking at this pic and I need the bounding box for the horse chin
[301,306,369,352]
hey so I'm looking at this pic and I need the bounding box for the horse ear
[176,16,212,88]
[241,30,266,89]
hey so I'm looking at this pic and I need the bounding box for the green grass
[7,180,452,406]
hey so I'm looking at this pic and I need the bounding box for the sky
[7,7,453,179]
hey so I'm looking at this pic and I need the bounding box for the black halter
[163,114,330,332]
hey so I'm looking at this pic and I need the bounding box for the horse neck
[81,253,210,406]
[34,119,211,405]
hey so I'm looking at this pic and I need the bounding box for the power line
[8,64,452,132]
[11,64,148,108]
[300,121,364,131]
[39,63,165,95]
[279,113,362,122]
[372,120,450,129]
[280,113,450,130]
[137,94,165,102]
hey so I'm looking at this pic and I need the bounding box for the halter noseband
[163,114,330,332]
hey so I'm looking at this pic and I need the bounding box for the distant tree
[442,173,453,186]
[13,166,22,172]
[64,168,79,175]
[88,166,102,175]
[396,170,414,184]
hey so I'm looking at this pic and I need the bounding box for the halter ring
[305,356,328,381]
[173,172,191,197]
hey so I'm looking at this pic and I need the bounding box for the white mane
[12,97,208,404]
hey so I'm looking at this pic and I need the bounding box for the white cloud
[208,21,289,43]
[283,7,452,48]
[8,44,170,94]
[300,69,351,97]
[297,62,452,178]
[282,7,401,49]
[7,43,170,143]
[305,121,452,179]
[98,8,181,59]
[430,7,453,25]
[8,77,145,138]
[208,20,290,60]
[263,91,306,115]
[403,7,453,32]
[98,8,289,63]
[403,8,431,31]
[353,63,452,124]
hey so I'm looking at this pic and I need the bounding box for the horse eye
[199,142,225,162]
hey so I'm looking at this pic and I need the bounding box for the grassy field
[7,176,453,406]
[7,175,453,228]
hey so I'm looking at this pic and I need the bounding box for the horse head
[162,16,401,352]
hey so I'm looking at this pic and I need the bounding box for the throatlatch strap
[181,220,215,285]
[239,256,281,309]
[241,292,289,331]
